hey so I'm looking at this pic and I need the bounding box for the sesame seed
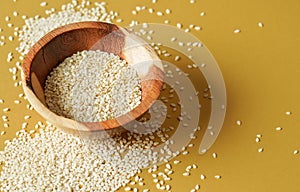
[3,108,10,112]
[285,111,292,115]
[176,23,182,29]
[275,127,282,131]
[255,137,260,143]
[258,148,264,153]
[13,11,19,16]
[293,150,299,155]
[214,175,222,179]
[0,99,4,103]
[0,131,6,135]
[190,0,196,3]
[132,10,137,15]
[200,174,206,180]
[175,55,181,61]
[3,123,9,128]
[24,115,31,120]
[148,8,154,13]
[124,186,132,191]
[194,26,201,31]
[5,16,10,21]
[258,22,264,28]
[200,11,206,16]
[156,11,163,16]
[212,152,217,158]
[173,160,180,164]
[234,29,241,33]
[40,2,48,7]
[165,8,171,14]
[236,120,242,126]
[257,134,262,138]
[183,172,190,176]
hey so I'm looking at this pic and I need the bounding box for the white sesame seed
[195,184,200,190]
[148,8,154,13]
[236,120,242,126]
[14,100,21,104]
[212,152,217,158]
[200,11,206,16]
[132,10,137,15]
[257,134,262,138]
[258,148,264,153]
[175,55,181,61]
[214,175,222,179]
[258,22,264,28]
[152,0,157,3]
[182,151,189,155]
[234,29,241,33]
[173,160,180,164]
[176,23,182,29]
[21,122,28,129]
[5,16,10,21]
[3,108,10,112]
[200,174,206,180]
[156,11,163,16]
[0,131,6,135]
[164,19,170,24]
[275,127,282,131]
[255,137,260,143]
[165,8,171,14]
[24,115,31,120]
[194,26,201,31]
[4,123,9,128]
[7,23,13,28]
[285,111,292,115]
[40,2,48,7]
[190,0,196,3]
[0,99,4,103]
[293,150,299,155]
[124,186,132,191]
[183,172,190,176]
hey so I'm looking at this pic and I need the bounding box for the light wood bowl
[22,21,164,135]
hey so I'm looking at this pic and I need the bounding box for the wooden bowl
[22,21,164,135]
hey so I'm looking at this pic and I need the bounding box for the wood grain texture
[22,21,164,133]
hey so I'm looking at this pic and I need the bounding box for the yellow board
[1,0,300,191]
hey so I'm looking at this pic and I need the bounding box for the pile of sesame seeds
[44,50,141,122]
[0,123,157,191]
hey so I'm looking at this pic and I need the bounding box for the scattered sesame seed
[176,23,182,29]
[173,160,180,164]
[285,111,292,115]
[190,0,196,3]
[200,11,206,16]
[0,131,6,135]
[200,174,206,180]
[40,2,48,7]
[148,8,154,13]
[183,172,190,176]
[258,148,264,153]
[255,137,260,143]
[258,22,264,28]
[233,29,241,33]
[5,16,10,22]
[165,8,171,14]
[13,11,19,16]
[275,127,282,131]
[3,123,9,128]
[0,99,3,103]
[257,134,262,138]
[24,115,31,120]
[194,26,201,31]
[294,150,299,155]
[124,186,132,191]
[214,175,222,179]
[156,11,163,16]
[195,184,200,190]
[132,10,137,15]
[236,120,242,126]
[3,108,10,112]
[212,152,217,158]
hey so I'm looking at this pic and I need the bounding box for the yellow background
[1,0,300,191]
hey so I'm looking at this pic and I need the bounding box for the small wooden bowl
[22,21,164,135]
